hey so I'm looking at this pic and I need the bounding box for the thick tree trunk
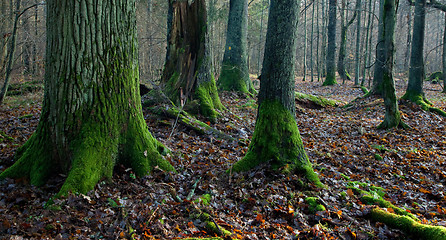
[161,0,223,122]
[218,0,255,95]
[0,0,174,195]
[232,0,322,187]
[402,0,430,106]
[376,0,406,129]
[324,0,337,86]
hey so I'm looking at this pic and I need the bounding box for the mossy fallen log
[295,92,343,109]
[369,208,446,240]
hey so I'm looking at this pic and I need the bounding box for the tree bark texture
[218,0,255,94]
[0,0,174,195]
[232,0,322,187]
[161,0,223,122]
[324,0,337,86]
[376,0,405,129]
[0,0,11,75]
[403,0,426,101]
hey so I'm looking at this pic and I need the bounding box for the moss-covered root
[0,133,53,187]
[120,120,175,178]
[360,86,369,94]
[231,100,323,188]
[402,91,446,117]
[196,75,225,122]
[322,73,337,86]
[370,208,446,240]
[350,186,418,220]
[218,63,256,96]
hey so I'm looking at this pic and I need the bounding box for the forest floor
[0,76,446,239]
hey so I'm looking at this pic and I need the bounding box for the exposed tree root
[143,89,240,144]
[401,92,446,117]
[368,208,446,240]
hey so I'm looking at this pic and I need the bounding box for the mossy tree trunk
[375,0,407,129]
[218,0,255,95]
[337,0,358,83]
[323,0,337,86]
[402,0,427,104]
[161,0,223,122]
[232,0,322,187]
[0,0,174,196]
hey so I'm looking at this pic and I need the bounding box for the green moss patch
[305,197,326,213]
[347,181,417,220]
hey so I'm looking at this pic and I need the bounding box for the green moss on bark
[231,100,322,187]
[196,74,224,122]
[218,63,255,95]
[323,73,337,86]
[370,208,446,240]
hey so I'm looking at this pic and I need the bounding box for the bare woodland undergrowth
[0,76,445,239]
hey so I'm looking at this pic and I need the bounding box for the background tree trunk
[324,0,338,86]
[0,0,11,78]
[232,0,321,187]
[0,0,174,195]
[337,0,358,83]
[371,0,386,95]
[161,0,223,122]
[443,13,446,92]
[376,0,405,129]
[0,0,21,105]
[402,0,428,104]
[354,0,362,85]
[218,0,255,95]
